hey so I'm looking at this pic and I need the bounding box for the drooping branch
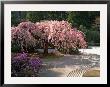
[11,20,87,54]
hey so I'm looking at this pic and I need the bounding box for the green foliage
[11,12,20,26]
[86,30,100,46]
[11,43,21,53]
[11,11,100,28]
[68,48,80,54]
[57,47,79,54]
[79,25,100,46]
[67,11,76,27]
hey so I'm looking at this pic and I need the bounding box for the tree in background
[67,11,76,27]
[11,11,100,29]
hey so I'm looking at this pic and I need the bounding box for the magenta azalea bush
[11,20,87,54]
[11,52,42,77]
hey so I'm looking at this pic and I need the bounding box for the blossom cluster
[11,20,87,52]
[11,52,42,77]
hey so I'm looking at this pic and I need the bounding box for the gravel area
[39,48,100,77]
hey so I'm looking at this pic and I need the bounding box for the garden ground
[38,46,100,77]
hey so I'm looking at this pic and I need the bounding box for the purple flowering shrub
[11,52,43,77]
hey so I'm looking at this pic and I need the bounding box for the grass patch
[83,70,100,77]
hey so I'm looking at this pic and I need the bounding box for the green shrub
[11,44,21,53]
[69,48,79,54]
[58,47,79,54]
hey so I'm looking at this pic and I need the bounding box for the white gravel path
[38,47,100,77]
[79,46,100,55]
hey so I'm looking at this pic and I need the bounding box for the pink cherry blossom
[11,20,87,53]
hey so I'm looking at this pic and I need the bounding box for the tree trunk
[44,41,48,55]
